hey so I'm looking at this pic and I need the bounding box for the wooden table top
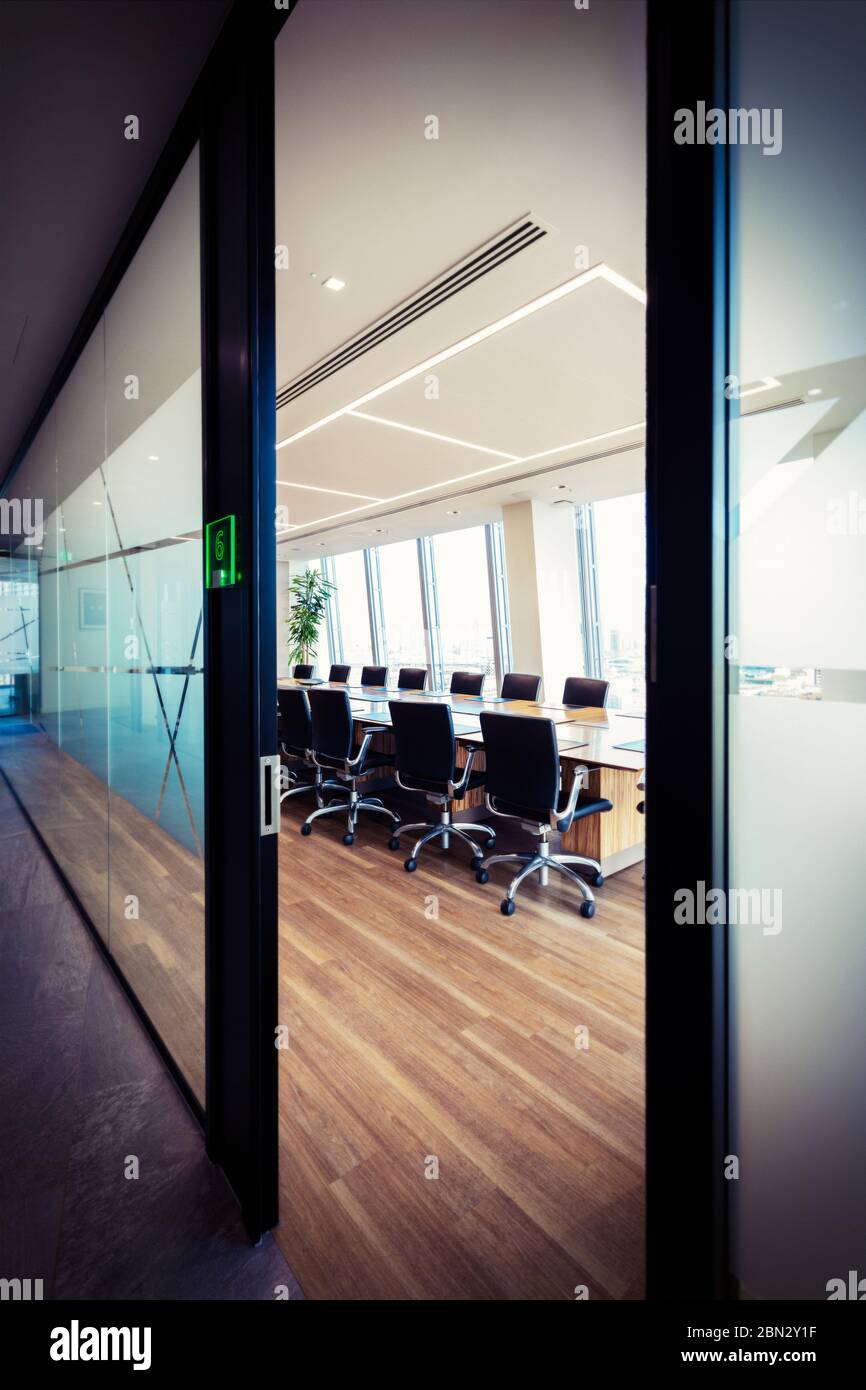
[277,678,622,728]
[456,711,646,772]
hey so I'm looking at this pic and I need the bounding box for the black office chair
[293,663,314,679]
[386,701,495,871]
[397,667,428,691]
[277,688,346,806]
[301,688,401,845]
[562,676,610,708]
[450,670,485,696]
[500,672,542,701]
[475,712,611,918]
[360,664,387,686]
[328,663,351,683]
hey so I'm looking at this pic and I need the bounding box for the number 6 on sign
[205,514,237,587]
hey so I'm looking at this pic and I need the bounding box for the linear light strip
[275,262,645,452]
[276,479,382,501]
[347,410,519,460]
[278,421,646,535]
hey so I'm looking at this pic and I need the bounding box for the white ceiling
[274,0,647,559]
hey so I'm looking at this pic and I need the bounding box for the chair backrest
[277,687,312,752]
[328,663,351,683]
[397,666,428,691]
[308,688,354,760]
[562,676,610,708]
[500,671,542,702]
[360,665,387,686]
[450,670,484,696]
[480,712,560,813]
[293,663,314,679]
[388,700,455,785]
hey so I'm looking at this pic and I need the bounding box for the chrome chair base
[280,767,346,807]
[301,786,400,846]
[389,808,495,872]
[477,838,603,918]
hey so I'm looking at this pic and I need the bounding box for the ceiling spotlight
[446,509,461,515]
[322,276,346,292]
[148,455,159,461]
[553,484,570,491]
[807,387,822,396]
[92,500,102,506]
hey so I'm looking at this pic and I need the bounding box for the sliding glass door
[725,0,866,1300]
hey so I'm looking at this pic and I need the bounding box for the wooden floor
[0,731,205,1105]
[2,729,645,1298]
[275,791,645,1300]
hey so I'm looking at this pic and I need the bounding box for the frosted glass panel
[104,149,204,1105]
[0,148,204,1107]
[728,0,866,1299]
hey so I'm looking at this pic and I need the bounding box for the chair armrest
[447,746,477,798]
[346,729,374,772]
[550,763,585,830]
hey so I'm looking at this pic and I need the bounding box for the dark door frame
[0,0,289,1243]
[200,0,288,1240]
[645,0,731,1297]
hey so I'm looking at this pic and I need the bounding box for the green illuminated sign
[205,514,237,588]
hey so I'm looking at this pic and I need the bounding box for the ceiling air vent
[276,215,550,410]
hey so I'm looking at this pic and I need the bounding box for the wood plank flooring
[275,791,645,1300]
[2,730,646,1299]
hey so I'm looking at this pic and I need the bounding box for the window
[590,492,646,713]
[431,526,496,693]
[331,549,371,668]
[377,538,427,675]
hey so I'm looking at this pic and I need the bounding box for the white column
[501,499,584,703]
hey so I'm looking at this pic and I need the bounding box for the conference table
[278,679,645,874]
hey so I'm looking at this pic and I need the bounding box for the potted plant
[286,567,335,672]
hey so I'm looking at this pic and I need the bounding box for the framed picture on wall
[78,589,106,630]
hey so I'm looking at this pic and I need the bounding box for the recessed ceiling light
[807,387,822,396]
[553,483,570,491]
[323,276,346,292]
[446,509,461,515]
[148,455,159,461]
[92,500,102,506]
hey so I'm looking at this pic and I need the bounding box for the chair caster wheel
[404,857,417,872]
[580,900,596,918]
[500,898,516,917]
[342,832,355,845]
[475,868,489,884]
[471,856,483,874]
[591,871,604,888]
[300,823,312,836]
[388,836,401,851]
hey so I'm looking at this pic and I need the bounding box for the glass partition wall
[0,150,205,1106]
[726,0,866,1299]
